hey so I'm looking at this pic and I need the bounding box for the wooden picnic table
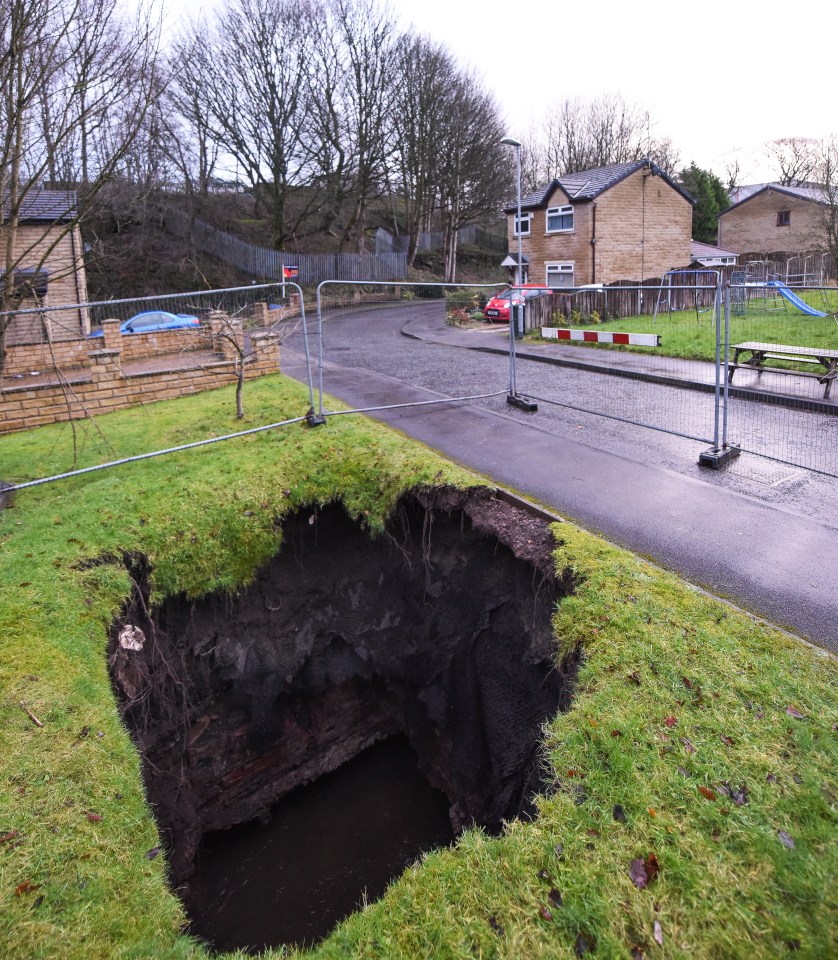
[728,341,838,399]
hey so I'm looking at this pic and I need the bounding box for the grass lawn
[537,291,838,367]
[1,375,837,959]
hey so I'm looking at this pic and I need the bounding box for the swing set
[653,269,720,325]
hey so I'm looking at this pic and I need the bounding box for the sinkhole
[108,486,579,952]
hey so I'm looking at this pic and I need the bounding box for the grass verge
[1,375,836,959]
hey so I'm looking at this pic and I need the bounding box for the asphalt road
[283,301,838,651]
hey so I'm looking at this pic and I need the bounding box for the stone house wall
[507,167,692,286]
[718,189,823,255]
[1,222,88,343]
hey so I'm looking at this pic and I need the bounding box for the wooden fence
[525,267,731,330]
[165,208,408,286]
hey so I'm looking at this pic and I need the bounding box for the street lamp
[501,136,523,295]
[501,135,537,412]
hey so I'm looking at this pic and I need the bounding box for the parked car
[483,286,552,322]
[88,310,201,337]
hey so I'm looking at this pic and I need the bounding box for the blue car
[89,310,201,337]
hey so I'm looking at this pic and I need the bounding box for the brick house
[1,189,89,344]
[717,182,826,255]
[504,159,693,288]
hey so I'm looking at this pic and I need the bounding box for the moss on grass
[1,376,836,959]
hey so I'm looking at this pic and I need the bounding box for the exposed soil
[108,486,579,889]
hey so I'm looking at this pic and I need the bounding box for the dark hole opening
[182,736,452,952]
[108,488,578,954]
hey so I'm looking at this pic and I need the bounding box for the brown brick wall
[718,190,823,255]
[595,170,692,282]
[1,223,88,343]
[3,324,210,376]
[507,184,593,285]
[507,168,692,285]
[0,333,281,435]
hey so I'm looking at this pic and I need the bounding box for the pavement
[283,302,838,652]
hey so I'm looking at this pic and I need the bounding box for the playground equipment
[765,280,827,316]
[731,270,747,316]
[653,269,719,324]
[785,252,827,286]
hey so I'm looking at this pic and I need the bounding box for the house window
[777,210,791,226]
[546,262,574,288]
[513,212,532,237]
[0,268,49,299]
[546,205,574,233]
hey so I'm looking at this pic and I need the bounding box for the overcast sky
[165,0,835,183]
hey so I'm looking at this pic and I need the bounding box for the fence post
[722,281,733,451]
[505,285,538,413]
[698,278,740,468]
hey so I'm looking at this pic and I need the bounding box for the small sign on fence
[283,265,299,280]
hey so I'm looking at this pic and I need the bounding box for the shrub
[445,307,472,326]
[589,310,601,325]
[570,309,582,325]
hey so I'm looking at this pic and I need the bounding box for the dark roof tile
[4,189,78,224]
[505,160,692,212]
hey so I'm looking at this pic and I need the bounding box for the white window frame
[513,212,532,237]
[545,261,574,289]
[546,204,574,233]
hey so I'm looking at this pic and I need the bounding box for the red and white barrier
[541,327,661,347]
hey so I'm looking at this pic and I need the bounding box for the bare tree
[538,94,678,177]
[0,0,161,374]
[767,137,820,187]
[816,137,838,278]
[435,73,509,282]
[389,35,454,266]
[182,0,319,249]
[164,33,220,199]
[330,0,396,252]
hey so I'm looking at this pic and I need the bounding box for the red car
[484,285,552,321]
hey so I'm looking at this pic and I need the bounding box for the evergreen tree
[677,162,729,244]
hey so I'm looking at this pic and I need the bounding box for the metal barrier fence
[720,283,838,475]
[0,282,316,488]
[1,281,303,346]
[508,279,838,477]
[311,282,509,420]
[511,281,723,447]
[4,274,838,493]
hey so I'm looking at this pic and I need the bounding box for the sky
[164,0,836,184]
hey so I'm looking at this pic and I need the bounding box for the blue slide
[766,280,827,316]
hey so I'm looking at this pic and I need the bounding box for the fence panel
[312,282,508,419]
[510,278,722,446]
[722,281,838,475]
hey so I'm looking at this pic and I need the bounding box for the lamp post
[501,136,537,412]
[501,135,523,295]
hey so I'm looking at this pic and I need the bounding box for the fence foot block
[306,409,327,427]
[507,394,538,413]
[0,481,14,511]
[698,443,740,469]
